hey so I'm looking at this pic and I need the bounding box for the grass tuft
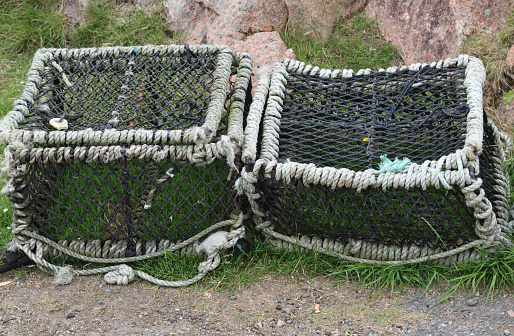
[73,0,177,48]
[134,232,343,291]
[281,13,403,71]
[0,0,69,54]
[501,9,514,46]
[460,9,514,135]
[460,33,512,108]
[135,240,514,303]
[0,194,12,248]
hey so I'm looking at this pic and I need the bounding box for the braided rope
[256,221,484,265]
[486,118,514,235]
[242,73,272,163]
[227,53,253,146]
[10,139,234,166]
[251,155,472,192]
[0,45,253,147]
[236,160,497,264]
[276,56,485,164]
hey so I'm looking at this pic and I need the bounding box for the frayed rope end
[377,154,411,173]
[53,265,74,285]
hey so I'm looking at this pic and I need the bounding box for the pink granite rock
[230,31,295,68]
[506,45,514,68]
[496,100,514,129]
[163,0,288,44]
[164,0,294,78]
[364,0,513,64]
[285,0,367,40]
[164,0,512,71]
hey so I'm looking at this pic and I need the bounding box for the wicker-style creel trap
[239,55,514,265]
[0,45,253,286]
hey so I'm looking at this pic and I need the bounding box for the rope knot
[221,135,237,179]
[196,231,230,256]
[53,265,74,285]
[104,264,136,285]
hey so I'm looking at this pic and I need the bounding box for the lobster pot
[242,56,513,264]
[1,45,253,261]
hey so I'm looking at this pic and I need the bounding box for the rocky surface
[64,0,514,71]
[506,45,514,69]
[496,100,514,129]
[163,0,294,71]
[364,0,513,64]
[163,0,512,69]
[225,31,295,87]
[1,269,514,335]
[164,0,288,45]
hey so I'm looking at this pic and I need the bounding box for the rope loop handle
[12,212,245,287]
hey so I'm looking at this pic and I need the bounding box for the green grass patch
[281,13,402,71]
[460,32,512,108]
[135,232,344,292]
[0,0,68,54]
[134,239,514,301]
[0,54,31,116]
[0,194,12,248]
[0,0,176,54]
[72,0,177,48]
[460,9,514,132]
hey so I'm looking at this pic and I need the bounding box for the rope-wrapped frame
[0,44,253,146]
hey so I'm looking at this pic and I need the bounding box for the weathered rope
[13,213,244,287]
[1,119,244,286]
[256,221,484,265]
[242,73,272,162]
[485,117,514,235]
[249,155,472,193]
[9,139,236,167]
[227,53,253,146]
[236,160,498,264]
[281,55,485,162]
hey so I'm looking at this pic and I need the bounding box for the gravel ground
[0,268,513,336]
